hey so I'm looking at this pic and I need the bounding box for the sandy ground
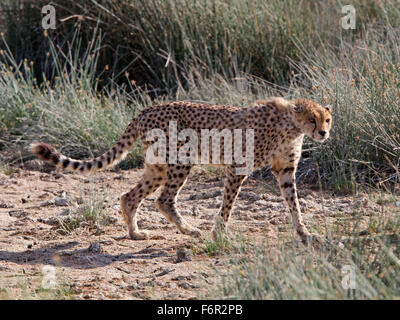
[0,162,397,299]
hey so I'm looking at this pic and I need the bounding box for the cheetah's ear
[292,104,304,113]
[325,105,332,113]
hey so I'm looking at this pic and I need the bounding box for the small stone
[178,281,196,289]
[55,197,68,207]
[176,248,192,263]
[0,201,14,208]
[155,268,175,277]
[8,210,28,218]
[40,199,55,207]
[44,217,61,226]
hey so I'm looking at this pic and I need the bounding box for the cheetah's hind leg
[155,164,202,238]
[120,164,166,240]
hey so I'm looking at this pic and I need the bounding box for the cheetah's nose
[319,130,326,137]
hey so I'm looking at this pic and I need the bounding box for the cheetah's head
[290,99,332,142]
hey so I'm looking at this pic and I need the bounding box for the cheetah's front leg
[211,168,247,240]
[272,166,312,244]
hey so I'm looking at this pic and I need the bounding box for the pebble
[40,199,55,207]
[44,217,61,226]
[8,210,28,218]
[55,197,68,206]
[176,248,192,263]
[0,201,14,208]
[155,268,175,277]
[178,281,196,289]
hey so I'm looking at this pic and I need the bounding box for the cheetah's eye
[326,119,330,123]
[309,118,316,124]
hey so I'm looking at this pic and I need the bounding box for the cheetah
[31,97,332,245]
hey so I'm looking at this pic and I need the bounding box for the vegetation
[59,185,113,234]
[207,206,400,299]
[0,0,399,300]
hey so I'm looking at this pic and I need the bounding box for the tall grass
[290,19,400,189]
[1,0,396,89]
[0,29,147,167]
[208,212,400,299]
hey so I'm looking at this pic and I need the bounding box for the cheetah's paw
[129,230,149,240]
[180,225,202,238]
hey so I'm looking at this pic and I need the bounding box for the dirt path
[0,164,394,299]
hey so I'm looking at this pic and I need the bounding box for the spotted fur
[31,97,332,244]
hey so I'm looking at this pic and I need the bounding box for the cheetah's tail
[30,120,138,173]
